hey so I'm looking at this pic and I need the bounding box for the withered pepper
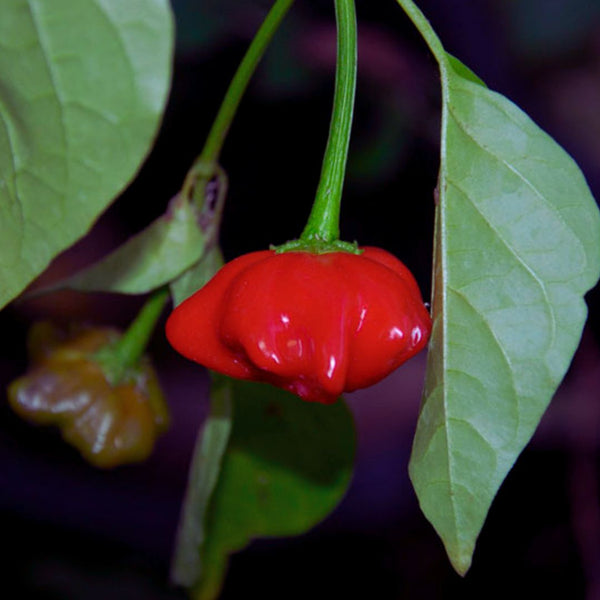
[8,323,169,468]
[166,247,431,403]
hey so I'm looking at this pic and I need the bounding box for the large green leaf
[172,378,355,600]
[0,0,173,309]
[397,0,600,575]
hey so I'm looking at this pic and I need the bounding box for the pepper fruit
[166,247,431,404]
[8,323,169,468]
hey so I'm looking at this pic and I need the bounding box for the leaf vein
[446,98,587,280]
[26,0,69,205]
[0,101,24,254]
[448,286,520,444]
[92,1,137,100]
[447,179,558,346]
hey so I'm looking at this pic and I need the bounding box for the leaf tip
[449,552,472,577]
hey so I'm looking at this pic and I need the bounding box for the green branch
[197,0,295,170]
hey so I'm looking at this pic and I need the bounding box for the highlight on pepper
[166,247,431,404]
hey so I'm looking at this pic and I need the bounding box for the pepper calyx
[272,237,362,255]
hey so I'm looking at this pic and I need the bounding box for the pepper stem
[186,0,294,208]
[300,0,357,243]
[95,287,169,384]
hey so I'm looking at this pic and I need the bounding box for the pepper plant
[1,0,599,597]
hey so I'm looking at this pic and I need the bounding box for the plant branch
[197,0,295,174]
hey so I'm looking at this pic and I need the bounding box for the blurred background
[2,0,600,597]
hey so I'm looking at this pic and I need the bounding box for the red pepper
[166,247,431,404]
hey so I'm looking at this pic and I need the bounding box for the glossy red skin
[166,247,431,404]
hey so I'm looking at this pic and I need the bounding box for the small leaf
[57,195,207,295]
[170,245,224,307]
[62,162,228,297]
[445,54,486,87]
[0,0,173,309]
[396,0,600,575]
[180,378,355,600]
[168,162,228,305]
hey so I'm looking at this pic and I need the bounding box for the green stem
[300,0,357,243]
[96,287,169,384]
[195,0,294,175]
[394,0,446,64]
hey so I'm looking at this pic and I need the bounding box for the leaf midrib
[437,60,462,549]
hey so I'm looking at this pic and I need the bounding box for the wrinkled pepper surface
[8,323,169,468]
[166,247,431,403]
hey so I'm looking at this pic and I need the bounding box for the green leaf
[0,0,173,309]
[170,245,224,306]
[445,53,486,88]
[55,195,206,295]
[171,374,233,588]
[396,0,600,575]
[59,161,227,297]
[168,162,228,305]
[178,378,355,600]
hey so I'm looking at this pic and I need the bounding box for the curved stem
[300,0,357,243]
[197,0,295,171]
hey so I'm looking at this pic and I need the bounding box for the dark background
[2,0,600,597]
